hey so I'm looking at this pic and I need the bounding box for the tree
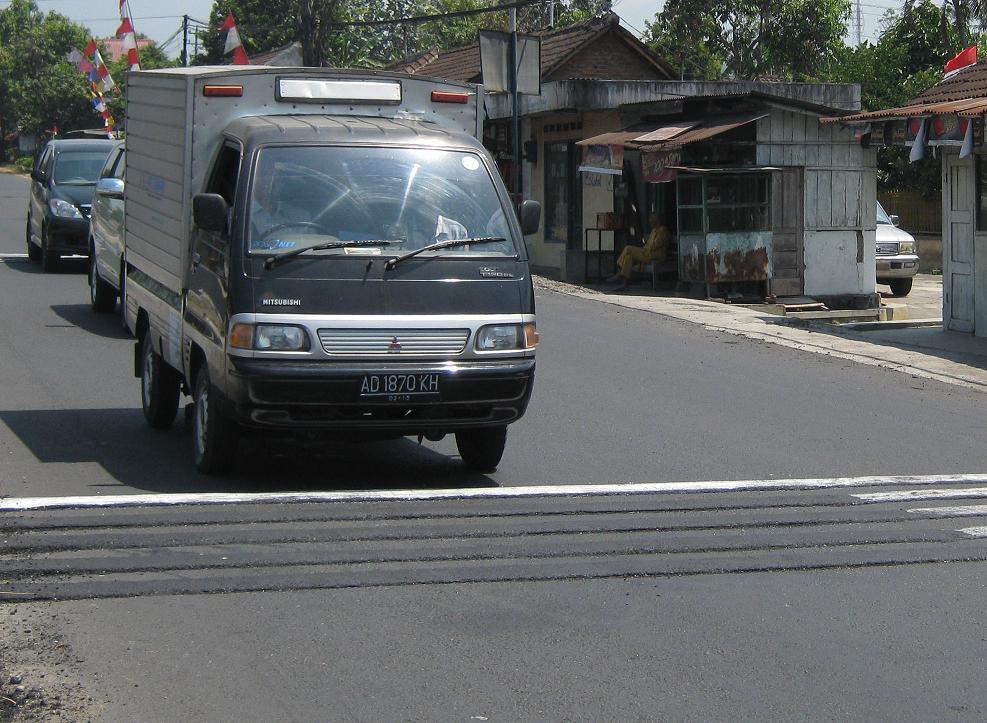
[643,0,852,81]
[0,0,93,150]
[197,0,614,69]
[827,0,958,197]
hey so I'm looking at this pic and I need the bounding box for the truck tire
[192,365,239,475]
[140,334,180,429]
[26,218,40,262]
[40,225,58,273]
[455,426,507,472]
[889,278,912,297]
[89,251,116,313]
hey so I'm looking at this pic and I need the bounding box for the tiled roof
[914,61,987,103]
[386,13,673,82]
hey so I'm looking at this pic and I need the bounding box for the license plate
[359,373,440,401]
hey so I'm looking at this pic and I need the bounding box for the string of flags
[221,11,250,65]
[64,2,143,137]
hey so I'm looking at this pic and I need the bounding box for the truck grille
[877,242,898,255]
[317,328,470,356]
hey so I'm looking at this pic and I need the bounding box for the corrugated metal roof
[577,114,764,150]
[820,97,987,124]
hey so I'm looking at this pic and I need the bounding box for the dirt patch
[0,604,103,721]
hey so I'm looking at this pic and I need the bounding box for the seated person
[607,213,670,290]
[249,170,316,249]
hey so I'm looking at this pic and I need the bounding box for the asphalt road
[3,169,987,721]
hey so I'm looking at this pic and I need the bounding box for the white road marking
[853,487,987,504]
[4,473,987,512]
[0,253,29,259]
[908,505,987,517]
[957,527,987,537]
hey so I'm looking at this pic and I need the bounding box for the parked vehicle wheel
[192,365,239,475]
[40,225,59,273]
[89,250,116,313]
[140,333,180,429]
[889,278,913,297]
[455,426,507,472]
[25,218,40,262]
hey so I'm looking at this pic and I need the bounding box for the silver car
[87,141,125,312]
[876,201,919,297]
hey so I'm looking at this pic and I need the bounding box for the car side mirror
[96,177,124,199]
[193,193,229,233]
[519,199,541,236]
[889,214,900,227]
[31,169,45,183]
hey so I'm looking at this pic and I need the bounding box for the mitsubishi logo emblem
[387,336,402,353]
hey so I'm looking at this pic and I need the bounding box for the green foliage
[643,0,851,80]
[195,0,613,68]
[828,1,960,197]
[0,0,92,136]
[14,155,34,171]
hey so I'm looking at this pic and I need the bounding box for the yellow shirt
[643,225,670,261]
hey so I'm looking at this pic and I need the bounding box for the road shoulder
[535,276,987,392]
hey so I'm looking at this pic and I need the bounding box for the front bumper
[45,215,90,255]
[224,357,535,432]
[876,254,919,280]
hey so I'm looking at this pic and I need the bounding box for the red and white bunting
[116,0,140,71]
[221,11,250,65]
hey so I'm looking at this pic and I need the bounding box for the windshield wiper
[263,239,396,270]
[384,237,506,271]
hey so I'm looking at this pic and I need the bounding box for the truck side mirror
[193,193,229,233]
[889,214,900,227]
[96,177,124,199]
[519,199,541,236]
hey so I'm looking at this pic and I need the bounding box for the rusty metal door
[770,168,804,297]
[944,153,974,332]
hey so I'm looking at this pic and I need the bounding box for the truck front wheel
[192,366,239,475]
[455,426,507,472]
[140,334,180,428]
[889,278,913,297]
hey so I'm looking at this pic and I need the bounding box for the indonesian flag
[945,45,977,79]
[221,11,250,65]
[84,39,98,57]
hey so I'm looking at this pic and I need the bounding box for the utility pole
[509,7,521,199]
[855,0,862,46]
[181,15,189,67]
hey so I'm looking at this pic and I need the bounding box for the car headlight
[230,323,310,351]
[49,198,82,219]
[475,323,538,351]
[898,240,916,254]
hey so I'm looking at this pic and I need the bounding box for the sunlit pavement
[879,273,942,321]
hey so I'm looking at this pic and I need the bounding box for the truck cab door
[186,142,241,363]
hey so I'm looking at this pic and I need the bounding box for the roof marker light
[431,91,470,104]
[203,85,243,97]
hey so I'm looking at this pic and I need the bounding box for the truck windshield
[876,202,893,225]
[248,146,515,258]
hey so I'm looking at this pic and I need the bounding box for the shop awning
[636,113,768,151]
[576,121,698,148]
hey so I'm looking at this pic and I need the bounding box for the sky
[4,0,906,58]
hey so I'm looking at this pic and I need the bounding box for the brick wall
[547,34,668,81]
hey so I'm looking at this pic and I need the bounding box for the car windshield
[876,202,893,225]
[247,146,514,258]
[53,151,111,185]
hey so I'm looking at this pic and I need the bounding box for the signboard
[578,144,623,175]
[479,30,541,95]
[641,148,681,183]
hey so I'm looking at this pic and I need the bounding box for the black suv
[26,138,115,272]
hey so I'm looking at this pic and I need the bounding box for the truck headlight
[899,240,916,254]
[230,323,310,351]
[49,198,82,218]
[475,323,538,351]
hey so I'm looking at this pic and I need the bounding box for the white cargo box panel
[124,66,483,294]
